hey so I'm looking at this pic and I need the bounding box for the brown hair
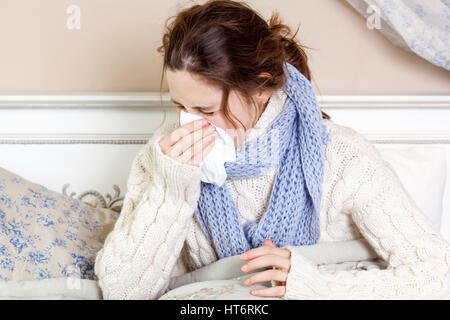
[157,0,330,140]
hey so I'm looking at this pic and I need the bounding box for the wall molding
[0,93,449,144]
[0,93,168,109]
[1,93,449,109]
[316,95,450,109]
[0,135,150,145]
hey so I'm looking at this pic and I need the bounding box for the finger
[175,133,216,167]
[170,125,213,158]
[244,269,287,286]
[240,245,290,261]
[176,142,194,164]
[264,239,276,247]
[189,134,217,167]
[190,130,218,164]
[251,286,286,297]
[176,135,204,165]
[185,135,216,167]
[163,118,208,149]
[242,254,290,273]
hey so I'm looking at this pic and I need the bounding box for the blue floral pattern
[0,167,119,281]
[346,0,449,70]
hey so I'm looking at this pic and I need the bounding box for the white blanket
[160,239,384,300]
[0,278,102,300]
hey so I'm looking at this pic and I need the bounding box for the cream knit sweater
[94,89,450,300]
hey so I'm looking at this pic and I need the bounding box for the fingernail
[241,264,247,272]
[240,253,247,260]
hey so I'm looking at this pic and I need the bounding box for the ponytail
[269,12,330,120]
[269,12,311,81]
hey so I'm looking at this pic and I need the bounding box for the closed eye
[177,105,215,116]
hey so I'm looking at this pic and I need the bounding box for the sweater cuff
[282,245,326,300]
[151,135,202,204]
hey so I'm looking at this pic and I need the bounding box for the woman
[94,0,450,299]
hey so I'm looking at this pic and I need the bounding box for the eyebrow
[170,99,215,110]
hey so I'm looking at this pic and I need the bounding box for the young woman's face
[166,69,271,147]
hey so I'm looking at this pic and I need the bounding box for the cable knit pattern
[195,63,330,259]
[230,89,286,225]
[94,88,450,300]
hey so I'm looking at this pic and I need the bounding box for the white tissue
[179,110,236,186]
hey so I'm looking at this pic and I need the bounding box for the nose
[177,106,202,126]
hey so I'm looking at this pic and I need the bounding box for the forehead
[166,69,222,106]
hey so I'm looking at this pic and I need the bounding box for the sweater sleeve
[282,137,450,300]
[94,123,202,299]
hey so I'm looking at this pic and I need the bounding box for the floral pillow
[0,167,119,281]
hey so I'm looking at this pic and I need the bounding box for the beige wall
[0,0,449,94]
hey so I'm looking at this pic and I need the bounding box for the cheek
[208,112,232,131]
[227,95,252,128]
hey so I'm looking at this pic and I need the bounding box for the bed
[0,93,449,299]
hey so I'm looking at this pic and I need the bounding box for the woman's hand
[240,239,291,297]
[158,117,218,167]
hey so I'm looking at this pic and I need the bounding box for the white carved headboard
[0,94,449,240]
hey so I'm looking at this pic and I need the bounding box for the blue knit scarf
[194,62,331,259]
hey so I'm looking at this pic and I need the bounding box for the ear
[256,72,273,101]
[258,72,272,79]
